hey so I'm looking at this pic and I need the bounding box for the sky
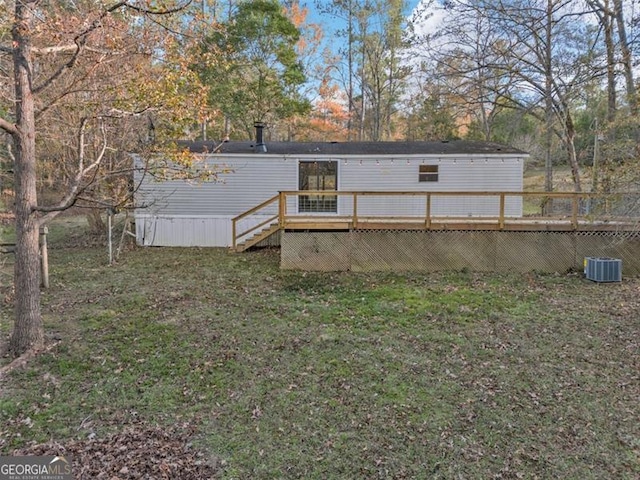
[293,0,430,100]
[302,0,425,41]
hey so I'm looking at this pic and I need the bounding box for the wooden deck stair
[234,222,280,252]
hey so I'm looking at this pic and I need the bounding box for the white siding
[135,153,525,247]
[136,157,296,217]
[135,156,298,247]
[338,156,523,217]
[339,156,522,192]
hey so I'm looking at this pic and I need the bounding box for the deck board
[281,216,636,232]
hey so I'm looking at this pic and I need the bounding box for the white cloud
[409,0,450,38]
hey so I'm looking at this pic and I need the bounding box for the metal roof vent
[254,122,267,153]
[584,257,622,282]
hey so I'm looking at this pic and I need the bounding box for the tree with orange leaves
[296,78,351,141]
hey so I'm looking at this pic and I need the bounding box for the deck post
[279,191,286,228]
[353,192,358,229]
[571,194,579,229]
[425,193,431,229]
[232,218,237,250]
[499,193,505,229]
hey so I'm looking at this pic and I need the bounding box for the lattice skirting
[280,230,640,274]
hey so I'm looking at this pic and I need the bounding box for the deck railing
[231,194,280,250]
[278,190,640,229]
[232,191,640,249]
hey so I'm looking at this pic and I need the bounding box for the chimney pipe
[254,122,267,153]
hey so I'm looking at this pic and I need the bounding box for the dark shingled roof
[177,140,527,156]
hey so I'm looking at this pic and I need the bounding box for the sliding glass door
[298,161,338,213]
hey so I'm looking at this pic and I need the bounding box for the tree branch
[0,117,18,136]
[35,118,108,222]
[31,45,81,55]
[32,14,105,94]
[33,1,192,94]
[124,0,193,15]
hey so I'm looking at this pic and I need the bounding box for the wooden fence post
[39,226,49,289]
[108,210,114,265]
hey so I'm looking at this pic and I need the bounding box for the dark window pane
[419,165,438,182]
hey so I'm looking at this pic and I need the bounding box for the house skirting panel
[281,230,640,274]
[135,214,276,247]
[135,215,231,247]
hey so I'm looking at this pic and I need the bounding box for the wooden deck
[281,216,636,232]
[232,190,640,251]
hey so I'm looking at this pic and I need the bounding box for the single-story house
[134,136,527,248]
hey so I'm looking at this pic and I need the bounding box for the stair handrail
[232,194,280,250]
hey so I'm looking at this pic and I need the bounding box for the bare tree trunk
[9,0,44,356]
[544,0,554,195]
[86,210,106,234]
[359,35,367,141]
[613,0,637,114]
[564,111,582,192]
[588,0,617,122]
[603,0,617,122]
[2,0,194,358]
[347,3,354,141]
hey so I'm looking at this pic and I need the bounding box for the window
[419,165,439,182]
[299,161,338,213]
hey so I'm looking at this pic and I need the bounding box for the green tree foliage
[199,0,310,138]
[403,86,460,141]
[360,0,411,141]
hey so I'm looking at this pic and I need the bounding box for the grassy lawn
[0,227,638,478]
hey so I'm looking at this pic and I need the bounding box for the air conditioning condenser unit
[584,257,622,283]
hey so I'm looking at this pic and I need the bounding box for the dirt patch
[12,422,223,479]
